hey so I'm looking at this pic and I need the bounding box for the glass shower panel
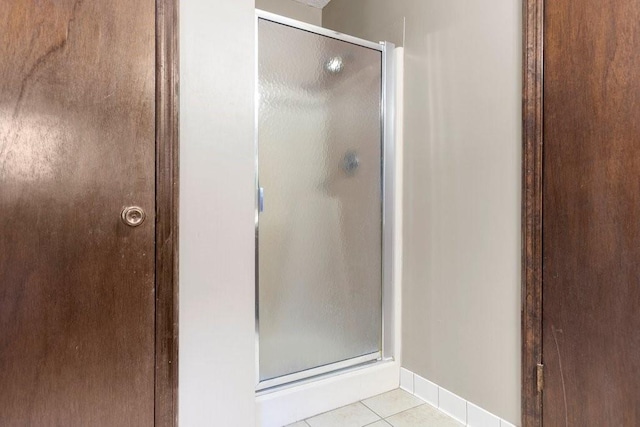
[258,18,382,383]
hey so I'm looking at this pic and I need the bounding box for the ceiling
[293,0,332,9]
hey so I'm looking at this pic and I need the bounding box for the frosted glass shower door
[257,17,383,386]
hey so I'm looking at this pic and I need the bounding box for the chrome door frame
[254,9,396,393]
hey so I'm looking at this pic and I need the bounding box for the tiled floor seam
[359,400,384,419]
[293,388,463,427]
[363,398,455,427]
[364,421,392,427]
[363,419,387,427]
[385,401,427,419]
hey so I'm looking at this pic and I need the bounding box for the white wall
[179,1,256,426]
[324,1,522,424]
[255,0,322,26]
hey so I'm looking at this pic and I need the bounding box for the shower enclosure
[256,11,395,391]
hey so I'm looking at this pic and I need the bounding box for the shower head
[324,56,344,74]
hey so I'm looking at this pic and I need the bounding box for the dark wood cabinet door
[1,1,157,425]
[543,0,640,425]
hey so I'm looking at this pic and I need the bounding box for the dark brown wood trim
[522,0,543,426]
[155,0,179,425]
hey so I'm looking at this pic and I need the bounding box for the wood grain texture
[543,0,640,425]
[155,0,179,425]
[0,1,157,425]
[521,0,543,425]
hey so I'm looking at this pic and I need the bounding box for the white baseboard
[255,360,400,427]
[399,368,518,427]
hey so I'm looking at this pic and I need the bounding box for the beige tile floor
[285,388,463,427]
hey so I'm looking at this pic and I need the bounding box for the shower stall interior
[256,11,395,391]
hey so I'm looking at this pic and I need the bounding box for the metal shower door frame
[254,9,396,392]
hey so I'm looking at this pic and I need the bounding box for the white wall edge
[399,368,519,427]
[393,46,404,367]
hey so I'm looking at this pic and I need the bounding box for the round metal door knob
[121,206,146,227]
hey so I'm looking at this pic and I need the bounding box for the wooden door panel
[0,1,156,425]
[543,0,640,425]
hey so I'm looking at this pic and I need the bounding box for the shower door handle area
[257,15,386,389]
[258,187,265,213]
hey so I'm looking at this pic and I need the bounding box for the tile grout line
[303,401,369,424]
[382,402,427,421]
[303,400,382,427]
[362,391,428,423]
[362,418,389,427]
[297,388,502,427]
[301,392,429,427]
[360,399,385,420]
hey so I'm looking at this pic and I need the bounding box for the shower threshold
[256,351,383,393]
